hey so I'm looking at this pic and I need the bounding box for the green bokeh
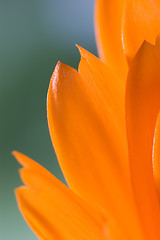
[1,0,97,239]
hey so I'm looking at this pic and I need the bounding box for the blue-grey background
[1,0,97,239]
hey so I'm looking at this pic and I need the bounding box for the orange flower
[14,0,160,239]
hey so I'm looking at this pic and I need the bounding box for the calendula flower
[13,0,160,239]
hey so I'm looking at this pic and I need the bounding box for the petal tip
[50,61,71,86]
[12,151,23,166]
[76,45,87,59]
[50,61,61,83]
[12,150,18,157]
[12,151,32,168]
[14,186,28,204]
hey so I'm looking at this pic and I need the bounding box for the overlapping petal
[95,0,160,76]
[78,46,128,176]
[95,0,128,80]
[47,59,143,239]
[13,151,105,240]
[122,0,160,63]
[126,38,160,239]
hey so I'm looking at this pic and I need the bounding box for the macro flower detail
[14,0,160,239]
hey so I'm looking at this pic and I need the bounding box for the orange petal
[122,0,160,63]
[126,39,160,239]
[153,111,160,200]
[95,0,128,80]
[13,151,105,240]
[47,61,143,239]
[77,46,128,178]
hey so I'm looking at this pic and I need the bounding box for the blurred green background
[1,0,97,239]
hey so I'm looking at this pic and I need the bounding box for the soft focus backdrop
[1,0,97,239]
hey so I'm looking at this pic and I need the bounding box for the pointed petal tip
[14,186,23,197]
[76,44,93,62]
[47,61,64,103]
[76,44,82,57]
[76,44,96,62]
[49,60,72,86]
[50,61,61,82]
[12,150,18,158]
[48,60,78,100]
[12,151,24,166]
[14,186,29,209]
[76,44,83,54]
[12,151,33,168]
